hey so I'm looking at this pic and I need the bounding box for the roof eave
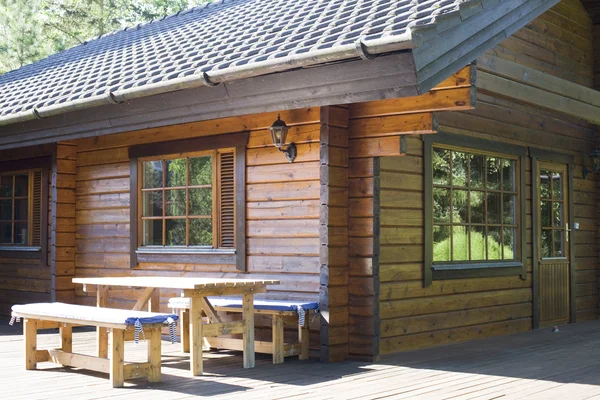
[0,35,413,128]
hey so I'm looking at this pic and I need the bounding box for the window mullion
[212,150,218,249]
[449,151,453,262]
[162,160,166,247]
[186,158,190,247]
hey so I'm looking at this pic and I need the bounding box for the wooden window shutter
[31,170,43,247]
[218,151,235,248]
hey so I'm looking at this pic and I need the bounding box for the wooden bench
[168,297,318,364]
[11,302,178,387]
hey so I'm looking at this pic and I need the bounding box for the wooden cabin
[0,0,598,362]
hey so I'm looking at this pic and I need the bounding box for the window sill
[432,262,523,280]
[135,247,236,265]
[0,247,43,260]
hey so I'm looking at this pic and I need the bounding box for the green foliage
[433,230,514,262]
[0,0,214,74]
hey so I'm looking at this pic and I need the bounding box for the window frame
[129,132,248,271]
[0,157,49,262]
[423,133,527,285]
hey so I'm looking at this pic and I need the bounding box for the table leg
[242,293,255,368]
[149,288,160,312]
[24,319,37,370]
[96,285,109,358]
[181,308,190,353]
[147,327,162,383]
[189,296,203,376]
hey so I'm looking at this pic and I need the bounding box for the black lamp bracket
[278,142,297,163]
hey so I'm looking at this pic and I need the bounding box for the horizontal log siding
[486,0,593,87]
[72,108,321,348]
[346,67,476,360]
[378,143,534,355]
[0,163,51,315]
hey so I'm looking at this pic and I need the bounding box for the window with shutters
[0,168,47,260]
[139,149,235,249]
[129,132,247,270]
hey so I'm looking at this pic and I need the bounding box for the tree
[0,0,214,74]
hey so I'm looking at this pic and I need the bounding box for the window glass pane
[453,189,468,224]
[0,222,11,244]
[552,202,563,228]
[551,172,562,200]
[1,199,11,220]
[503,228,516,260]
[540,200,551,228]
[14,198,28,220]
[189,156,213,186]
[503,194,516,225]
[14,222,27,245]
[165,189,186,216]
[0,176,13,197]
[143,161,163,189]
[486,157,500,190]
[452,226,468,261]
[470,226,486,260]
[541,229,552,258]
[433,225,450,262]
[554,230,565,258]
[487,192,501,224]
[166,159,186,187]
[488,227,502,260]
[14,174,28,197]
[143,220,162,246]
[433,188,450,223]
[432,149,450,186]
[501,159,515,191]
[470,190,484,224]
[189,218,212,246]
[470,154,485,189]
[166,219,186,246]
[452,151,468,187]
[142,191,163,217]
[189,188,212,216]
[539,170,550,199]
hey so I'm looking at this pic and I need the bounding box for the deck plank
[1,320,600,399]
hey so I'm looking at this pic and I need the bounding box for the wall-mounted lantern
[269,114,296,163]
[583,148,600,179]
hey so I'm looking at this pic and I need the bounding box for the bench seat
[168,297,318,364]
[11,302,178,387]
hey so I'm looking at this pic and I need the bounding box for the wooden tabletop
[72,276,280,290]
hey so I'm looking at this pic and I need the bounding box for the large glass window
[432,147,518,263]
[139,150,235,249]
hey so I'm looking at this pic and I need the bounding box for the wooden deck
[1,318,600,399]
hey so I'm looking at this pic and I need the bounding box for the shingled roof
[0,0,559,127]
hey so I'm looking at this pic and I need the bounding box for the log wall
[71,108,323,348]
[0,145,53,315]
[376,2,598,355]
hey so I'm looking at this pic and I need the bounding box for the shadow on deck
[1,315,600,399]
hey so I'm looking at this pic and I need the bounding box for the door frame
[530,148,576,329]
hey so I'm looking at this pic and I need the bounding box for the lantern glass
[269,115,289,149]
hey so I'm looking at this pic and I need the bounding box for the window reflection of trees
[432,147,517,263]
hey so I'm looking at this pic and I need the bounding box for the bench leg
[299,310,310,361]
[147,327,162,383]
[24,319,37,370]
[60,324,72,353]
[110,328,125,388]
[181,309,190,353]
[272,315,284,364]
[190,297,204,376]
[242,293,255,368]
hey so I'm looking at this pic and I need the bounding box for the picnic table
[72,276,280,376]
